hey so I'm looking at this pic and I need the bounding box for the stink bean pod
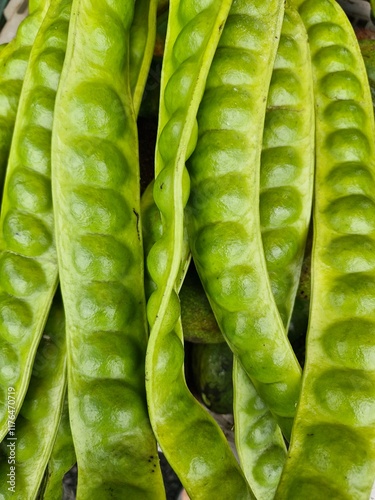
[186,0,301,441]
[0,0,50,198]
[0,0,71,443]
[276,0,375,497]
[130,0,158,115]
[145,1,253,497]
[233,359,287,500]
[51,0,165,497]
[41,397,76,500]
[233,4,315,496]
[259,3,314,329]
[0,292,67,499]
[141,179,191,300]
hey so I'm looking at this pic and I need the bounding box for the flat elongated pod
[39,397,76,500]
[145,1,253,497]
[186,0,301,441]
[0,0,71,443]
[0,293,67,499]
[130,0,158,115]
[233,5,315,496]
[276,1,375,497]
[51,0,165,497]
[0,0,50,197]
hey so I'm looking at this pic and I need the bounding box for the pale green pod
[0,0,50,198]
[40,397,76,500]
[0,0,71,443]
[233,5,315,497]
[276,0,375,498]
[0,293,67,499]
[130,0,158,115]
[186,0,301,441]
[145,0,253,497]
[51,0,165,497]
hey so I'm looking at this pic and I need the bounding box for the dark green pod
[192,342,233,414]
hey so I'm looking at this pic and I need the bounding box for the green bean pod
[130,0,158,115]
[233,5,315,496]
[141,182,225,345]
[186,0,301,441]
[259,5,314,329]
[141,179,190,300]
[0,0,71,443]
[40,397,76,500]
[142,198,250,493]
[276,0,375,497]
[51,0,165,497]
[145,1,253,497]
[0,293,66,499]
[146,0,233,328]
[233,360,286,499]
[0,0,50,199]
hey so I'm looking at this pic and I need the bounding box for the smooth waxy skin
[0,1,50,197]
[52,0,165,497]
[0,294,67,499]
[130,0,158,115]
[276,1,375,498]
[186,0,301,440]
[0,0,71,442]
[145,1,252,497]
[233,5,314,497]
[41,397,76,500]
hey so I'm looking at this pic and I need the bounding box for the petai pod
[259,3,314,330]
[233,360,286,500]
[145,0,253,497]
[233,4,315,498]
[0,293,67,499]
[186,0,301,440]
[141,182,223,343]
[51,0,165,497]
[141,179,190,300]
[0,0,50,198]
[39,397,76,500]
[0,0,71,442]
[276,0,375,498]
[130,0,158,115]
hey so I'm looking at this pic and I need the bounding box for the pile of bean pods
[0,0,375,498]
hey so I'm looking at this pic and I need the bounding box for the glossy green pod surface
[0,293,66,499]
[186,0,301,440]
[276,0,375,497]
[145,0,253,497]
[0,0,50,198]
[233,4,314,496]
[51,0,165,497]
[130,0,158,115]
[0,0,71,443]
